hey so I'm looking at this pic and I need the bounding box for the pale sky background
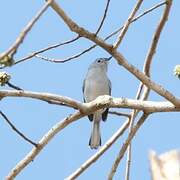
[0,1,180,180]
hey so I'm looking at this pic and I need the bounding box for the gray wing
[102,78,111,121]
[82,78,93,121]
[108,78,111,95]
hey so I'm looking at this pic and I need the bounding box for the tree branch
[14,35,80,65]
[0,90,180,113]
[48,0,113,51]
[144,0,172,77]
[95,0,111,35]
[0,111,37,147]
[109,110,131,118]
[0,90,83,110]
[113,0,144,49]
[108,113,149,180]
[6,82,23,90]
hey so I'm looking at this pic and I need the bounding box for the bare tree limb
[0,0,52,62]
[66,119,130,180]
[113,50,179,105]
[0,111,37,147]
[125,1,173,179]
[108,113,149,180]
[0,90,84,110]
[140,0,172,101]
[113,0,144,49]
[144,0,172,77]
[0,90,180,113]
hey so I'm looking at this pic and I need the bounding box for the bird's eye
[97,59,101,63]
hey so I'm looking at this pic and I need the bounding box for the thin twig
[0,0,52,61]
[0,111,37,147]
[66,119,130,180]
[14,35,80,65]
[113,0,144,49]
[108,113,149,180]
[45,99,78,109]
[95,0,111,35]
[6,82,23,90]
[109,110,131,118]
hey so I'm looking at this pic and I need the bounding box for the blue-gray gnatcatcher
[83,57,111,149]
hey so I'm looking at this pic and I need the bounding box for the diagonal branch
[113,0,144,49]
[0,111,37,147]
[6,82,23,90]
[144,0,172,77]
[108,113,149,180]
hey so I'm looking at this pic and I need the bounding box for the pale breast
[84,73,110,103]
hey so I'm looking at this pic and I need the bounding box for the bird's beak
[106,56,112,61]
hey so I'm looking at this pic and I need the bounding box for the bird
[83,57,111,149]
